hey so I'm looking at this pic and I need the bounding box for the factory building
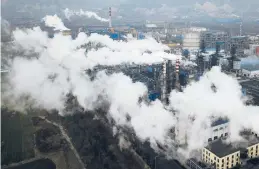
[200,31,229,52]
[88,57,190,104]
[202,133,259,169]
[229,36,249,57]
[239,79,259,105]
[183,32,201,50]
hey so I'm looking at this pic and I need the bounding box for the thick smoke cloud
[42,15,70,31]
[3,16,259,159]
[170,67,259,151]
[64,8,109,22]
[5,23,177,146]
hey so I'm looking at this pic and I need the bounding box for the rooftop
[211,118,229,127]
[206,134,259,158]
[205,139,240,158]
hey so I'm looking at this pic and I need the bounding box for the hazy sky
[2,0,259,22]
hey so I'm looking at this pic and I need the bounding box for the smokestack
[240,22,243,36]
[175,59,181,91]
[161,60,167,103]
[109,7,112,28]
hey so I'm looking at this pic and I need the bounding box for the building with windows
[202,136,259,169]
[202,139,240,169]
[208,119,229,142]
[183,32,201,50]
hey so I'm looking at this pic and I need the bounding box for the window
[232,164,234,167]
[227,157,229,160]
[214,157,216,160]
[232,155,234,158]
[218,159,219,162]
[222,159,224,162]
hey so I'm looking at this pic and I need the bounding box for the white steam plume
[4,16,259,159]
[170,67,259,152]
[64,8,109,22]
[42,15,70,31]
[6,25,177,146]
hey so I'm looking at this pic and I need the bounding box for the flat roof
[211,118,229,127]
[206,139,240,158]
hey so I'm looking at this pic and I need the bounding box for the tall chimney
[109,7,112,28]
[175,59,181,91]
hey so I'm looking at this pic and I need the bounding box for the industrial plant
[2,2,259,169]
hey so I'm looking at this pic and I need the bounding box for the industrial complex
[2,4,259,169]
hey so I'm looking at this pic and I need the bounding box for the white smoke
[170,67,259,152]
[42,15,70,31]
[4,16,259,160]
[64,8,109,22]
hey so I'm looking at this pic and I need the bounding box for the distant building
[229,36,249,57]
[247,45,259,56]
[239,79,259,105]
[200,31,229,52]
[183,32,201,50]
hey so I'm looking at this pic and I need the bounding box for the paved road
[2,157,43,169]
[39,116,86,169]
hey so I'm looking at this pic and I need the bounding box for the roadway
[2,157,43,169]
[38,116,86,169]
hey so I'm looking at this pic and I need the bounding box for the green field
[1,108,35,165]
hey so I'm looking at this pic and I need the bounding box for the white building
[183,32,201,50]
[208,119,230,142]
